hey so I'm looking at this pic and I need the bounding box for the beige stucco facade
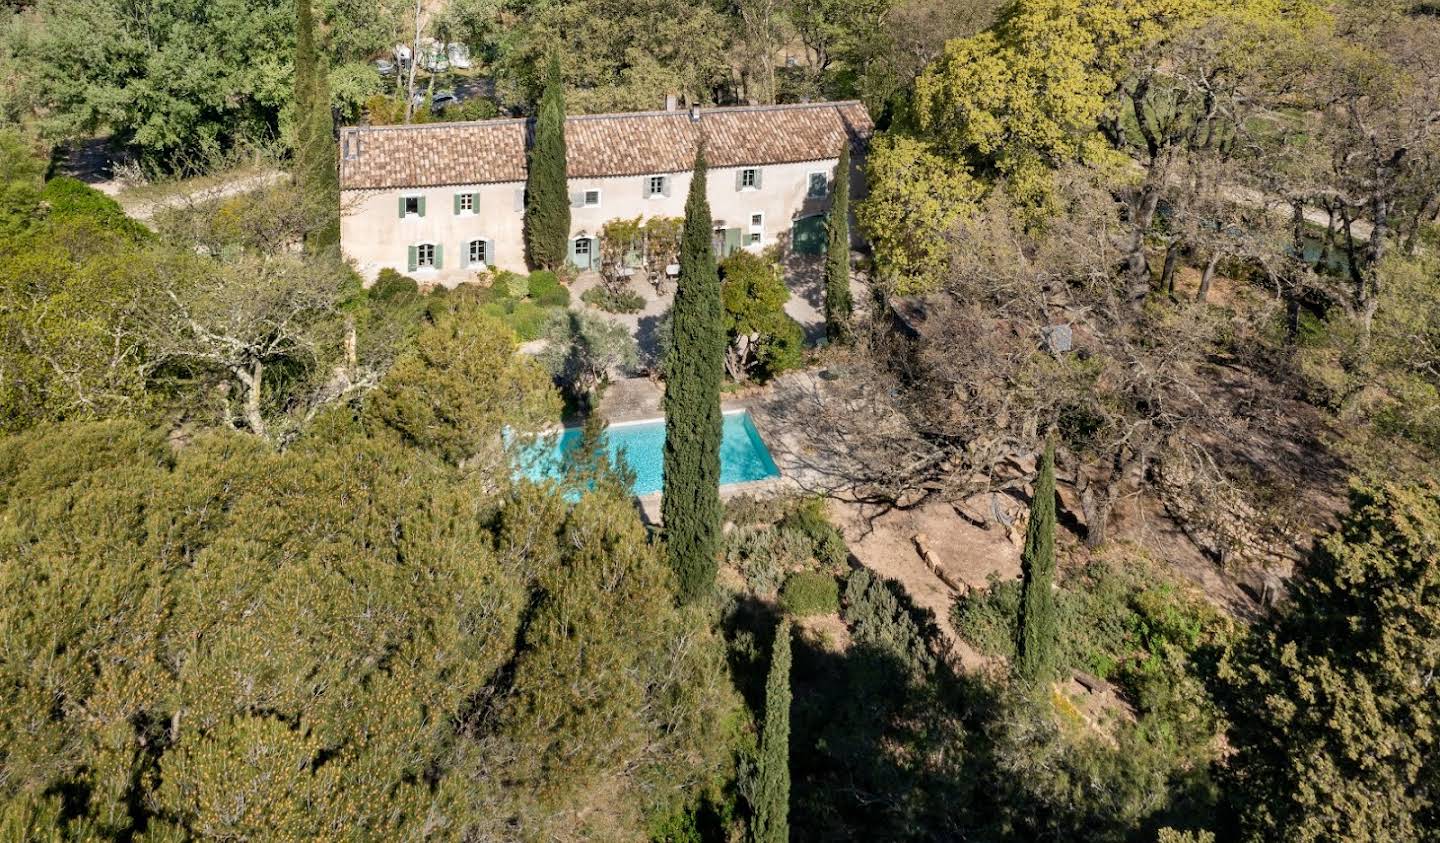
[340,158,861,286]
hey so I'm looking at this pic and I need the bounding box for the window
[739,168,758,190]
[648,175,666,197]
[748,232,762,245]
[416,243,436,268]
[747,212,764,247]
[458,192,474,213]
[468,239,487,267]
[584,189,601,207]
[750,213,764,228]
[574,238,592,259]
[403,196,421,217]
[808,172,828,198]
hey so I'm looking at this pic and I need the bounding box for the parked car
[374,58,395,77]
[431,90,458,111]
[447,43,472,70]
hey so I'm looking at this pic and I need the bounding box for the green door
[570,236,596,270]
[792,214,826,255]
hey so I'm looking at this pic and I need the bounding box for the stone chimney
[689,105,701,123]
[665,93,678,112]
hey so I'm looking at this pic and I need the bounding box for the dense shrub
[528,269,570,306]
[582,284,646,314]
[494,269,531,299]
[370,269,419,302]
[780,571,840,617]
[778,498,849,569]
[725,525,812,597]
[842,568,939,677]
[724,493,792,527]
[40,176,152,241]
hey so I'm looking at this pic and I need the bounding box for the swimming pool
[521,410,780,496]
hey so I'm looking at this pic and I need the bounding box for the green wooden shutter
[570,191,585,208]
[434,243,443,269]
[735,169,745,191]
[398,196,407,218]
[661,176,672,197]
[407,245,418,272]
[568,237,579,268]
[514,188,524,211]
[453,193,462,215]
[753,168,763,190]
[484,239,494,267]
[591,237,600,268]
[724,227,742,257]
[417,196,427,217]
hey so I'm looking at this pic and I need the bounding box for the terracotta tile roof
[339,101,873,190]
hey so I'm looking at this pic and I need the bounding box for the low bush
[495,270,531,299]
[527,269,561,297]
[725,525,812,597]
[529,271,571,307]
[582,285,646,314]
[779,498,849,569]
[724,494,792,527]
[780,571,840,617]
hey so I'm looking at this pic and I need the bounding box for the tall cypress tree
[824,138,853,343]
[662,145,724,604]
[750,618,792,843]
[1016,441,1059,683]
[524,55,570,270]
[293,0,339,248]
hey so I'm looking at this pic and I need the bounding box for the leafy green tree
[293,0,340,248]
[366,298,560,465]
[856,133,982,293]
[0,131,45,238]
[1221,480,1440,841]
[749,618,793,843]
[1016,441,1058,683]
[720,251,805,382]
[24,0,294,163]
[525,55,570,270]
[662,146,724,604]
[0,177,158,434]
[538,309,639,400]
[824,139,853,342]
[497,0,731,113]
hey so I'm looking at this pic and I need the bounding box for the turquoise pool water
[522,410,780,495]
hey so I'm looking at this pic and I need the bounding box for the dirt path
[117,169,288,221]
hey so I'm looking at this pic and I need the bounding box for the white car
[393,44,412,66]
[447,43,472,70]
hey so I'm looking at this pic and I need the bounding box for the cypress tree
[293,0,339,248]
[751,619,792,843]
[662,145,724,603]
[1016,441,1059,684]
[824,139,853,343]
[524,55,570,270]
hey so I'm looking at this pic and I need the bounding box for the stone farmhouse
[337,101,873,285]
